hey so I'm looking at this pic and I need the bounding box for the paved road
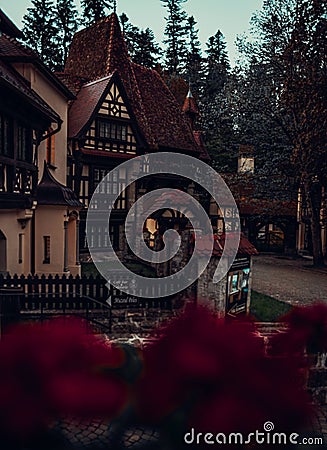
[252,254,327,306]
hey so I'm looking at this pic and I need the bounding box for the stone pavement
[252,254,327,305]
[54,409,327,448]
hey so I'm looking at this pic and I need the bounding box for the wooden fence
[0,274,112,334]
[0,274,174,335]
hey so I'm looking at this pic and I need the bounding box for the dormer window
[98,120,127,141]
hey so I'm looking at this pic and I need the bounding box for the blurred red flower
[0,318,128,439]
[135,305,312,434]
[270,303,327,356]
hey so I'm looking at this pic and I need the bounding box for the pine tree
[22,0,60,70]
[238,0,327,265]
[186,16,203,96]
[205,30,230,95]
[161,0,188,75]
[56,0,79,69]
[81,0,114,25]
[200,29,233,165]
[133,28,162,68]
[281,0,327,265]
[120,14,161,69]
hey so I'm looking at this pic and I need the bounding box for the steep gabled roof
[65,13,202,155]
[193,131,211,161]
[131,63,200,153]
[68,75,113,138]
[65,13,130,81]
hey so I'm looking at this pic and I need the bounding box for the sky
[0,0,263,64]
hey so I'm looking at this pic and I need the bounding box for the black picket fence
[0,274,174,335]
[0,274,112,334]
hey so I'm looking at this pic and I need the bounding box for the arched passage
[255,223,285,253]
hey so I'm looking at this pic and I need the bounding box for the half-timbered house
[61,13,210,259]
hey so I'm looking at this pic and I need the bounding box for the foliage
[280,0,327,265]
[81,0,114,25]
[120,13,162,68]
[185,16,203,97]
[233,0,327,263]
[161,0,188,75]
[56,0,79,69]
[199,30,235,169]
[22,0,61,71]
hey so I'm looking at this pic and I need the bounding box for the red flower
[135,305,312,434]
[270,303,327,356]
[0,318,128,439]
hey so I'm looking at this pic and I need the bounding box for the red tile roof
[193,131,211,161]
[182,89,199,116]
[0,34,35,58]
[131,63,200,153]
[195,233,258,257]
[65,13,205,156]
[68,75,113,138]
[55,72,87,96]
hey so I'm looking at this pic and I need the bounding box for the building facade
[0,8,82,276]
[60,13,210,260]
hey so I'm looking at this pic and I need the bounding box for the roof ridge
[83,74,113,87]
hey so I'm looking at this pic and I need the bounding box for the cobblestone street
[252,255,327,305]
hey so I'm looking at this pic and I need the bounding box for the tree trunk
[307,182,324,266]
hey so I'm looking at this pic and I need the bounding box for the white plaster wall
[0,210,32,275]
[35,206,66,275]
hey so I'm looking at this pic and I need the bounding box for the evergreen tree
[281,0,327,265]
[56,0,79,69]
[133,28,162,68]
[237,0,327,265]
[120,14,161,68]
[200,30,233,165]
[205,30,230,95]
[81,0,114,25]
[161,0,188,75]
[186,16,203,96]
[22,0,60,70]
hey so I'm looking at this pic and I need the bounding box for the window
[0,115,13,157]
[17,124,30,161]
[98,120,128,141]
[93,168,126,209]
[0,163,7,192]
[43,236,50,264]
[18,233,23,264]
[46,128,55,165]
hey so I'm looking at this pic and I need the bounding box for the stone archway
[0,230,7,273]
[255,223,285,253]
